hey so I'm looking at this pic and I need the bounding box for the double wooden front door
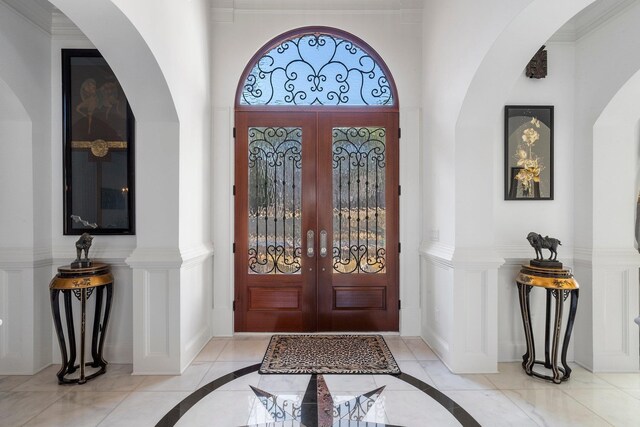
[234,111,399,332]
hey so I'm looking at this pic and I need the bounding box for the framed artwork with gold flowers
[62,49,135,234]
[504,105,553,200]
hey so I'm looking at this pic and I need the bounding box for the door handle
[307,230,314,257]
[320,230,328,257]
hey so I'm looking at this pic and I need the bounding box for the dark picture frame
[504,105,554,200]
[62,49,135,234]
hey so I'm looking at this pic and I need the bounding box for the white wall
[210,5,424,336]
[0,1,52,374]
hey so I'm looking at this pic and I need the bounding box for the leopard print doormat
[259,334,400,374]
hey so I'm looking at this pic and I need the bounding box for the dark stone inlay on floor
[155,365,480,427]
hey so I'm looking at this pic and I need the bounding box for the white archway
[48,0,212,374]
[585,69,640,371]
[421,0,599,373]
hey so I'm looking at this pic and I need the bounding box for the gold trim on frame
[71,140,128,158]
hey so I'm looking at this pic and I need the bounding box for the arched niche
[454,0,597,247]
[592,69,640,250]
[0,77,33,246]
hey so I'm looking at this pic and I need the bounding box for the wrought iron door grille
[247,127,303,274]
[332,127,386,274]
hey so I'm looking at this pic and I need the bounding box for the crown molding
[212,0,423,11]
[575,0,638,41]
[51,11,84,38]
[211,0,423,22]
[0,0,52,35]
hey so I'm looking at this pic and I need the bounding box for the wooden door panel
[317,113,399,331]
[234,112,317,332]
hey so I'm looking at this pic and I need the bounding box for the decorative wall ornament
[526,45,547,79]
[63,49,135,235]
[239,31,394,106]
[505,106,554,200]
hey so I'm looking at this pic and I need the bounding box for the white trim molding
[573,246,640,372]
[127,244,214,374]
[420,244,504,373]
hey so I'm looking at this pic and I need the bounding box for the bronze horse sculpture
[526,232,561,261]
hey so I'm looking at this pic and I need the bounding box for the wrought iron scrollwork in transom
[241,33,394,106]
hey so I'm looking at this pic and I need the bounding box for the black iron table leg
[544,289,552,369]
[91,286,104,368]
[63,290,77,375]
[97,283,114,365]
[550,290,564,383]
[560,289,579,379]
[51,289,69,383]
[518,283,535,374]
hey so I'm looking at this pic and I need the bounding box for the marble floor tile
[554,364,615,390]
[174,390,259,427]
[382,337,416,361]
[23,391,127,427]
[373,360,436,390]
[12,365,74,392]
[420,360,495,391]
[485,362,557,390]
[257,373,311,392]
[322,374,378,392]
[0,391,66,426]
[97,391,190,427]
[402,337,439,360]
[75,364,146,392]
[623,389,640,400]
[136,362,212,392]
[194,338,230,362]
[568,388,640,426]
[596,372,640,389]
[382,390,461,426]
[216,338,270,362]
[445,390,537,427]
[0,375,31,391]
[503,389,610,426]
[197,361,260,391]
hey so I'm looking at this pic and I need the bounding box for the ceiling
[0,0,637,40]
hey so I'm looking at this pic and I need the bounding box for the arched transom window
[238,28,396,107]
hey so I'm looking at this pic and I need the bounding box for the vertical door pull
[307,230,314,257]
[320,230,328,257]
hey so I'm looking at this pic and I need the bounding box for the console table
[49,263,113,384]
[516,264,579,384]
